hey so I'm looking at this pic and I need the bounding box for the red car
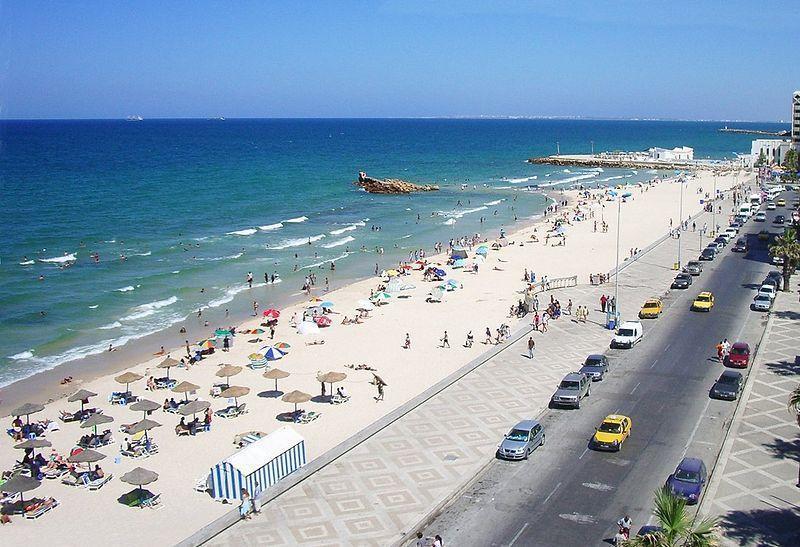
[726,342,751,368]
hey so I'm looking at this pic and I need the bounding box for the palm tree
[624,486,719,546]
[769,228,800,292]
[789,383,800,428]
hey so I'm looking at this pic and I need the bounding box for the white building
[751,138,792,166]
[793,90,800,145]
[647,146,694,161]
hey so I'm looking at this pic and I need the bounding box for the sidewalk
[702,291,800,546]
[206,214,699,546]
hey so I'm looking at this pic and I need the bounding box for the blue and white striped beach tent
[210,426,306,501]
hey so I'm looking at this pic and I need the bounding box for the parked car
[691,291,715,312]
[639,298,663,319]
[591,415,632,452]
[759,284,777,300]
[579,354,610,381]
[496,420,545,460]
[725,342,751,368]
[732,238,748,253]
[724,227,738,240]
[766,201,777,210]
[752,294,772,311]
[774,215,785,225]
[550,372,591,409]
[666,458,707,505]
[683,261,703,275]
[709,241,725,252]
[730,220,743,230]
[710,370,743,401]
[765,271,783,290]
[611,321,644,349]
[754,212,767,222]
[672,273,693,289]
[699,248,716,261]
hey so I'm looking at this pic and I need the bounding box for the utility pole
[712,173,717,236]
[677,177,684,269]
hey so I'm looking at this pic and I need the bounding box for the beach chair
[43,465,68,480]
[24,497,59,519]
[86,473,113,490]
[236,403,247,416]
[175,425,191,436]
[61,471,87,487]
[141,493,162,510]
[214,406,238,418]
[59,410,80,423]
[299,411,321,424]
[331,394,350,405]
[194,474,210,493]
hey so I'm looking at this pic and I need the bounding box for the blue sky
[1,0,798,120]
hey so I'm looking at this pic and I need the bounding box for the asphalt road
[425,189,797,546]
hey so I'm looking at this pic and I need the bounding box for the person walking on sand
[485,327,492,344]
[253,481,262,514]
[533,312,540,332]
[404,333,411,349]
[600,294,607,313]
[440,331,450,348]
[527,337,535,359]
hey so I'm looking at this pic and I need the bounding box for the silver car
[497,420,546,460]
[550,372,591,409]
[752,294,772,311]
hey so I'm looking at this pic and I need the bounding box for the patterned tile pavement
[208,224,704,546]
[704,291,800,547]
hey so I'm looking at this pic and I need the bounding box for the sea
[0,118,783,387]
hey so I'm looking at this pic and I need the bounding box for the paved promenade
[208,216,696,546]
[702,291,800,547]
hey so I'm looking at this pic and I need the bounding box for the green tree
[624,487,719,546]
[783,148,799,173]
[769,228,800,291]
[755,150,766,167]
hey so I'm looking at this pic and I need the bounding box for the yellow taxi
[591,415,632,452]
[776,198,786,207]
[691,291,715,312]
[638,298,663,319]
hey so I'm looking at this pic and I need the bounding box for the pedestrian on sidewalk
[239,488,253,519]
[600,294,607,313]
[527,337,535,359]
[716,341,724,362]
[440,331,450,348]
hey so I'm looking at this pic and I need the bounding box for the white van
[737,204,752,217]
[611,321,643,349]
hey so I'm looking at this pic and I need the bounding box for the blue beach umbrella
[475,246,489,256]
[452,259,467,268]
[259,346,286,361]
[446,279,459,288]
[320,301,334,309]
[433,268,446,277]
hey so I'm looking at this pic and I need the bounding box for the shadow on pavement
[763,358,800,377]
[771,309,800,321]
[763,437,800,463]
[719,507,800,547]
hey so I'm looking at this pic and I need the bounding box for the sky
[1,0,798,121]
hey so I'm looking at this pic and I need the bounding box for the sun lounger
[214,406,238,418]
[298,411,321,424]
[248,359,268,370]
[175,425,191,436]
[24,497,59,519]
[154,378,177,389]
[61,471,87,487]
[86,473,113,490]
[331,394,351,405]
[140,493,162,510]
[43,466,68,480]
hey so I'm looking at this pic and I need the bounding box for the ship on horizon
[126,115,143,121]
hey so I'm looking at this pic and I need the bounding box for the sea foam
[227,228,258,236]
[39,253,76,263]
[259,223,283,231]
[322,235,355,248]
[284,216,308,223]
[265,234,325,250]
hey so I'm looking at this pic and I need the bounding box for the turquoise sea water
[0,119,781,385]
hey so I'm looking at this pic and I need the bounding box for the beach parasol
[433,268,446,277]
[68,447,107,464]
[0,474,41,505]
[156,357,180,379]
[297,321,320,335]
[220,386,250,407]
[14,438,52,461]
[263,368,290,392]
[317,371,347,398]
[250,328,265,334]
[214,329,231,337]
[200,339,216,350]
[67,389,98,413]
[273,342,291,352]
[127,419,161,445]
[281,390,312,420]
[259,346,285,361]
[115,372,144,393]
[129,399,161,419]
[248,352,265,361]
[371,373,387,386]
[452,259,467,268]
[177,399,210,418]
[385,269,399,277]
[314,315,332,327]
[475,245,489,256]
[371,292,391,304]
[308,297,322,303]
[320,301,334,308]
[121,466,159,504]
[263,308,280,319]
[172,380,200,402]
[11,402,44,424]
[81,413,114,435]
[215,364,243,386]
[356,300,375,312]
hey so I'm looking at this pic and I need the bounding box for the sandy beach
[0,170,742,545]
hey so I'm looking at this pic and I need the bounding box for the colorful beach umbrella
[433,268,446,277]
[248,353,265,361]
[314,315,332,327]
[260,346,286,361]
[273,342,291,351]
[385,269,399,277]
[371,292,391,302]
[356,300,375,311]
[452,259,467,268]
[263,309,280,319]
[200,339,216,350]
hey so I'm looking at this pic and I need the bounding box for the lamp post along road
[712,173,717,236]
[677,176,684,269]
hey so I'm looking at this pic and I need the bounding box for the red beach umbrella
[314,316,332,327]
[263,309,280,319]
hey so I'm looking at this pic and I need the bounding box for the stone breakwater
[527,156,736,172]
[355,171,439,194]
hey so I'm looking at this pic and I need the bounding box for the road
[424,189,796,546]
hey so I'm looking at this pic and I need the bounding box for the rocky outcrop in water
[355,172,439,194]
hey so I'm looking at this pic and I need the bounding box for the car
[752,294,772,311]
[579,354,610,381]
[734,214,748,224]
[496,420,545,460]
[725,342,751,368]
[710,370,743,401]
[672,273,693,289]
[713,237,728,249]
[691,291,714,311]
[762,277,781,291]
[699,248,716,261]
[730,220,743,230]
[591,415,632,451]
[758,230,770,241]
[724,227,738,240]
[666,458,708,505]
[639,298,663,319]
[775,215,785,225]
[754,212,767,222]
[766,202,777,210]
[759,284,777,300]
[776,198,786,206]
[611,320,643,349]
[732,238,748,253]
[772,255,785,266]
[765,271,783,290]
[683,261,703,275]
[550,372,591,409]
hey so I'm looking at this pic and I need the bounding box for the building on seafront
[648,146,694,161]
[750,90,800,166]
[792,90,800,145]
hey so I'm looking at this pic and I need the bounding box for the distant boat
[126,115,143,122]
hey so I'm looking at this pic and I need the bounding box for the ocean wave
[598,175,626,183]
[172,270,180,274]
[196,252,243,262]
[484,199,504,206]
[304,252,349,270]
[88,305,99,309]
[39,253,76,263]
[505,176,538,183]
[204,283,264,310]
[116,286,136,292]
[8,350,34,360]
[120,296,178,322]
[99,321,122,330]
[443,218,457,225]
[284,216,308,223]
[330,224,359,235]
[259,223,283,231]
[537,172,600,188]
[494,186,512,190]
[400,234,412,239]
[265,234,325,250]
[19,260,35,265]
[130,251,151,257]
[440,206,488,219]
[322,235,355,248]
[227,228,258,236]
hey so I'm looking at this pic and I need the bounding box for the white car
[752,294,772,311]
[719,231,734,243]
[724,227,738,240]
[766,202,777,210]
[772,255,785,266]
[611,321,643,349]
[754,212,767,222]
[758,284,777,300]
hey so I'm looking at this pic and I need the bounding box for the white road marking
[543,482,562,504]
[558,513,598,524]
[663,343,671,353]
[683,398,712,454]
[508,522,529,546]
[578,447,590,460]
[630,381,641,395]
[650,359,659,368]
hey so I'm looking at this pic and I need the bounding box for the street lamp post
[612,193,629,327]
[677,177,684,269]
[711,173,717,236]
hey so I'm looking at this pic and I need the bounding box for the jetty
[527,153,736,172]
[355,171,439,194]
[718,126,789,137]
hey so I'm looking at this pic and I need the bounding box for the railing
[525,275,578,296]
